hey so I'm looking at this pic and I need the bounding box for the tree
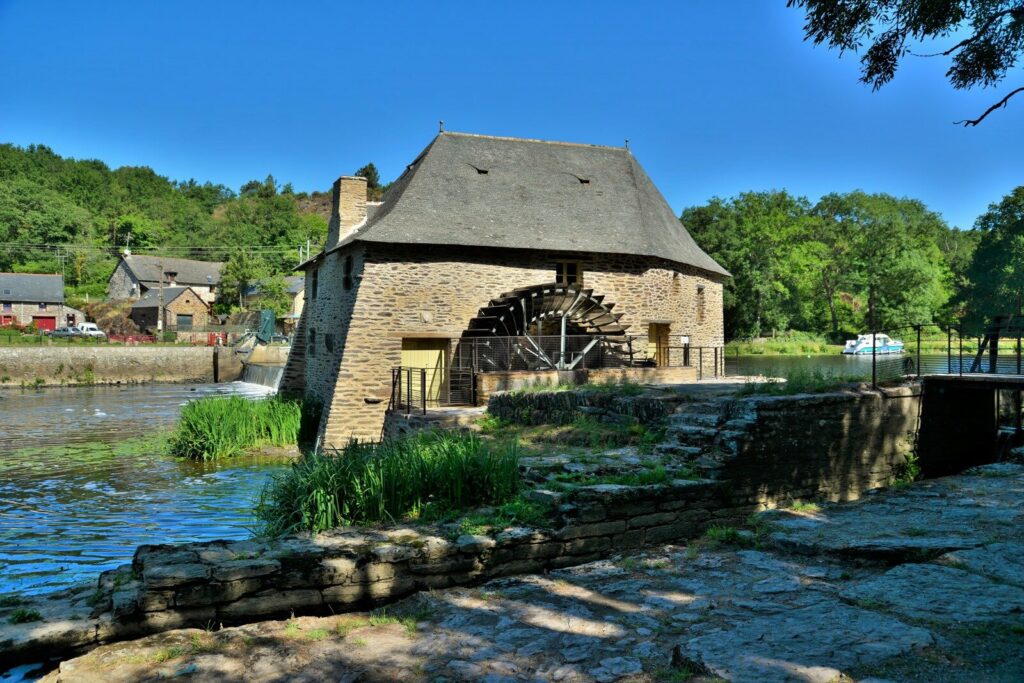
[789,1,1024,125]
[218,250,271,313]
[682,191,811,338]
[355,163,385,201]
[958,186,1024,329]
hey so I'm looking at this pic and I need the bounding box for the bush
[169,395,302,460]
[255,431,521,535]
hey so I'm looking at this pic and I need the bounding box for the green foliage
[737,367,865,395]
[169,396,302,460]
[0,143,329,302]
[892,451,921,487]
[790,1,1024,126]
[255,431,521,535]
[684,190,957,339]
[958,187,1024,330]
[7,607,42,624]
[454,496,554,536]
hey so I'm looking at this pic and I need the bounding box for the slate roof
[0,273,65,303]
[120,255,223,286]
[130,286,199,309]
[332,132,728,276]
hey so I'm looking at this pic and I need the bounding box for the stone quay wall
[17,476,728,665]
[0,346,243,387]
[487,389,674,426]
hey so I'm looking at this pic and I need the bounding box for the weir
[241,362,284,391]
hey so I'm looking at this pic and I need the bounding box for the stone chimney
[327,176,368,248]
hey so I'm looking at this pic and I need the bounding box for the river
[0,382,291,597]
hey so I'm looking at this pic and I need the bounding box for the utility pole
[157,264,164,335]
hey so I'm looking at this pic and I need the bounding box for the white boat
[842,333,904,355]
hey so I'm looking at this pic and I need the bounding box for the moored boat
[842,333,904,355]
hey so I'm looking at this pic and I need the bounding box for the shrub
[169,395,302,460]
[255,430,521,535]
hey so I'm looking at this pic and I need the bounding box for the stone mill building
[280,131,728,444]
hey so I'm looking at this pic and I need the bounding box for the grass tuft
[255,431,521,535]
[7,607,42,624]
[169,395,302,460]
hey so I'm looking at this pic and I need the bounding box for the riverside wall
[0,346,244,386]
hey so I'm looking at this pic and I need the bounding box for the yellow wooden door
[647,323,670,366]
[401,339,449,403]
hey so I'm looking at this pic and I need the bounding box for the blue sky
[0,0,1019,229]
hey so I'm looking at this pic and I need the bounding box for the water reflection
[0,383,290,595]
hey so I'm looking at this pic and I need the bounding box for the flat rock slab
[682,602,933,683]
[764,463,1024,563]
[841,563,1024,624]
[938,542,1024,588]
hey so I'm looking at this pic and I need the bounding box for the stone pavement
[36,463,1024,682]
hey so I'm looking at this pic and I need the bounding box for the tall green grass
[737,367,866,395]
[169,396,302,460]
[255,431,521,535]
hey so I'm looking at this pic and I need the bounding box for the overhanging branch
[955,86,1024,126]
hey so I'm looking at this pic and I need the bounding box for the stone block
[645,522,699,545]
[408,556,482,576]
[111,589,140,617]
[513,542,562,560]
[562,536,612,555]
[555,520,626,540]
[457,534,497,552]
[628,512,679,529]
[211,558,281,582]
[371,543,421,563]
[174,578,262,607]
[218,589,322,619]
[607,501,657,518]
[315,556,359,584]
[143,563,210,589]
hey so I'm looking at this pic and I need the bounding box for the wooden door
[401,338,449,403]
[647,323,670,366]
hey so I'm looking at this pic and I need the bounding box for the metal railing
[389,366,475,415]
[450,334,723,373]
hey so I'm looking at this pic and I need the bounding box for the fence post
[714,347,719,378]
[947,327,952,374]
[420,369,426,415]
[959,329,963,377]
[699,347,703,381]
[916,325,921,379]
[405,367,412,415]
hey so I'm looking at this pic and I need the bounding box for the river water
[0,382,290,597]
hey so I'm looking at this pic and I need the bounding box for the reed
[255,431,521,535]
[169,395,302,460]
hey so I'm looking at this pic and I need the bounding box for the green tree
[958,186,1024,329]
[355,163,384,201]
[682,191,811,338]
[218,250,271,313]
[813,192,952,330]
[789,0,1024,125]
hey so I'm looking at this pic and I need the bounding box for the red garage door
[32,316,56,331]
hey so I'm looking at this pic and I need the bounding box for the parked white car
[75,322,107,339]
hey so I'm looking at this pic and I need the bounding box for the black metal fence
[389,366,476,415]
[450,334,722,373]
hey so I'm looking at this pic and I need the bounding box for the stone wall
[0,346,244,386]
[487,389,673,426]
[294,242,725,445]
[678,385,923,504]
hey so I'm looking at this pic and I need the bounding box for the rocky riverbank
[31,462,1024,682]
